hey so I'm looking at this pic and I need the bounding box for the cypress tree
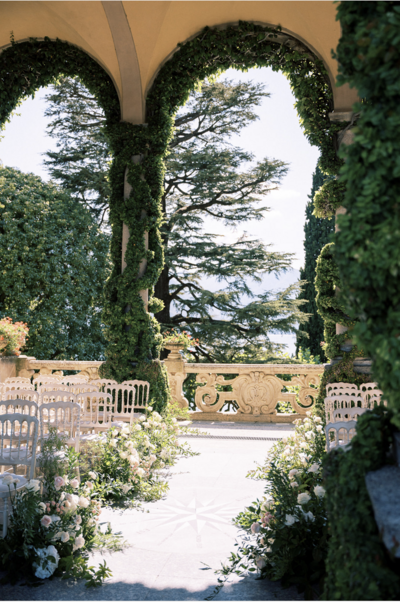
[296,166,334,360]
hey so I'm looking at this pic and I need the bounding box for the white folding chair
[325,420,357,452]
[360,386,387,410]
[33,375,62,391]
[0,414,39,479]
[90,379,118,392]
[332,407,366,422]
[324,393,363,423]
[0,399,39,418]
[1,391,39,414]
[69,384,99,395]
[76,392,113,434]
[39,402,81,452]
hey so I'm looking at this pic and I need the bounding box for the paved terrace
[1,422,303,601]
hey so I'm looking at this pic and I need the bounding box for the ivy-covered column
[100,122,171,410]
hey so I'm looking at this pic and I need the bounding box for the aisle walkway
[1,422,303,601]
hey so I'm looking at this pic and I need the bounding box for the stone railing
[0,355,103,382]
[164,344,323,423]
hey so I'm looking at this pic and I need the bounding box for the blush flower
[250,522,261,534]
[40,515,52,528]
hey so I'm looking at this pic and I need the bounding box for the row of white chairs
[324,382,386,452]
[0,377,150,409]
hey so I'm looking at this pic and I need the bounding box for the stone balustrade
[0,350,323,422]
[163,344,323,423]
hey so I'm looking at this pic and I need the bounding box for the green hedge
[334,1,400,428]
[323,407,400,600]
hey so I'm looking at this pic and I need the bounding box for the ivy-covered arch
[0,23,347,408]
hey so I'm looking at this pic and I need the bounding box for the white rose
[139,414,146,422]
[26,479,40,493]
[70,478,79,489]
[78,496,90,508]
[134,424,142,431]
[88,471,97,480]
[304,511,315,522]
[314,485,326,498]
[308,463,320,473]
[73,535,85,551]
[300,442,308,450]
[314,417,322,423]
[149,454,157,465]
[305,431,315,440]
[60,531,70,543]
[316,425,323,432]
[121,484,132,494]
[85,481,94,490]
[38,502,46,513]
[142,422,150,429]
[288,469,299,479]
[2,474,15,486]
[119,451,128,460]
[136,467,145,478]
[290,481,299,488]
[147,406,153,412]
[297,492,311,505]
[109,439,117,448]
[74,515,82,525]
[285,514,297,526]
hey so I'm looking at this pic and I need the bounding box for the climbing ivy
[313,179,346,219]
[0,22,348,405]
[334,2,400,427]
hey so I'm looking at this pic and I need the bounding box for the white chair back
[3,383,35,395]
[4,377,32,385]
[33,375,62,390]
[326,383,359,397]
[332,406,366,422]
[361,388,386,409]
[77,392,112,432]
[40,390,76,405]
[0,399,38,417]
[325,420,357,452]
[2,389,39,403]
[39,402,81,451]
[38,384,70,394]
[324,393,364,423]
[121,380,150,408]
[90,379,118,392]
[61,375,89,385]
[0,414,39,479]
[69,384,99,395]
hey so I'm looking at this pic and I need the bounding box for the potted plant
[162,329,198,360]
[0,317,29,356]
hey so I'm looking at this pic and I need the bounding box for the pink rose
[70,478,79,489]
[40,515,52,528]
[54,476,65,490]
[251,522,261,534]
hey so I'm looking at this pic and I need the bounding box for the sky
[0,66,320,355]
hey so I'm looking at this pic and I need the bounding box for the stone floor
[0,421,303,601]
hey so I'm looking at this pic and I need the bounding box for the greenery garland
[323,406,400,599]
[334,2,400,428]
[0,22,348,406]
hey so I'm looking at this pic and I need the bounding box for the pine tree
[296,166,334,360]
[44,77,308,362]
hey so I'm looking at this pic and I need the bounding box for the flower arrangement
[0,317,29,356]
[219,413,327,598]
[80,404,196,504]
[161,329,198,351]
[0,471,110,586]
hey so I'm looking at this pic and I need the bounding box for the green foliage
[313,179,346,219]
[334,2,400,427]
[217,414,327,599]
[315,243,354,360]
[296,166,334,360]
[323,407,400,600]
[0,166,110,360]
